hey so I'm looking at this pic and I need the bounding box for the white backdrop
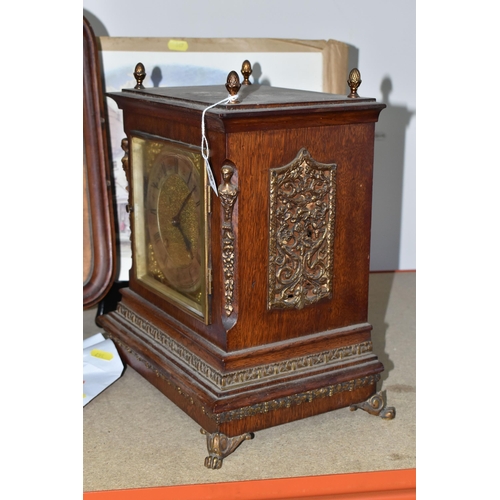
[83,0,416,271]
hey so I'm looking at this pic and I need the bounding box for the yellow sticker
[90,349,113,361]
[83,393,87,399]
[168,39,188,51]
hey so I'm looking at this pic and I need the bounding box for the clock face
[131,135,210,323]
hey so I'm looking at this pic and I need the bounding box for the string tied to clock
[201,70,241,196]
[201,94,238,196]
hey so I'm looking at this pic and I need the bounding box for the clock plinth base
[98,292,387,453]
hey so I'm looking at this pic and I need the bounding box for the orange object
[83,468,416,500]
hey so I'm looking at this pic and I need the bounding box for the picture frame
[83,18,117,308]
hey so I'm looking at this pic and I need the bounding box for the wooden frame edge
[83,16,118,309]
[83,468,416,500]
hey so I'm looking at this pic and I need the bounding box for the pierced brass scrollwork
[268,148,337,310]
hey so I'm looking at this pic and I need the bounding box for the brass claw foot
[350,391,396,420]
[200,429,254,469]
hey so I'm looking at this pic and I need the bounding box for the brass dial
[131,135,209,323]
[146,152,202,293]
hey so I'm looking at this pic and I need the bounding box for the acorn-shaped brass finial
[241,60,252,85]
[225,71,241,102]
[347,68,362,98]
[133,62,146,89]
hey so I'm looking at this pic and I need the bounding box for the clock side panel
[224,123,376,351]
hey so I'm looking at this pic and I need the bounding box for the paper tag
[205,160,218,196]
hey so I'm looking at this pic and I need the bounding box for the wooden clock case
[97,66,394,468]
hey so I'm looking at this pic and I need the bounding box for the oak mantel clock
[98,63,395,469]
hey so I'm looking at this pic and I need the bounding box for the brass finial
[133,62,146,89]
[241,60,252,85]
[347,68,362,98]
[225,71,241,102]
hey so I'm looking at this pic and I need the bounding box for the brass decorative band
[117,303,373,390]
[218,163,238,318]
[110,334,379,425]
[268,148,337,310]
[221,343,373,388]
[209,374,380,424]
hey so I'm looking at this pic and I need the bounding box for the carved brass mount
[241,60,252,85]
[218,163,238,322]
[350,391,396,419]
[133,62,146,89]
[347,68,362,98]
[268,148,337,310]
[225,70,241,101]
[200,429,254,469]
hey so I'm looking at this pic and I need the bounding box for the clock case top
[112,83,384,130]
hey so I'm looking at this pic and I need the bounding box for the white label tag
[205,159,218,196]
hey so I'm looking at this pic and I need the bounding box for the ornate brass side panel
[268,148,337,310]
